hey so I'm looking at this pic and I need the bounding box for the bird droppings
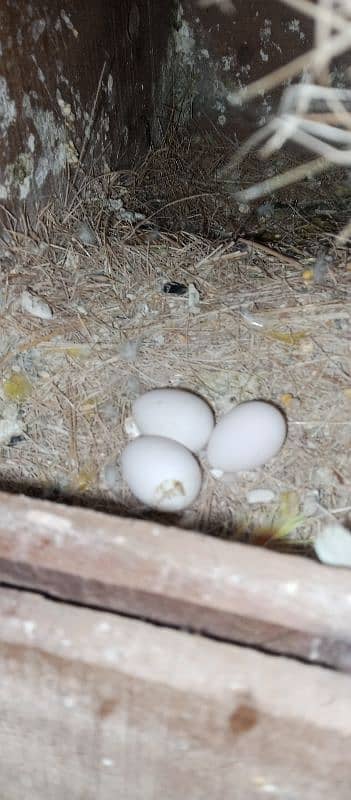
[96,621,112,634]
[20,289,53,320]
[101,758,114,768]
[309,637,322,661]
[113,535,126,545]
[60,9,79,38]
[282,582,299,596]
[246,489,276,505]
[314,524,351,567]
[23,620,36,637]
[60,638,72,648]
[103,648,120,664]
[25,510,72,535]
[0,76,16,136]
[63,695,76,709]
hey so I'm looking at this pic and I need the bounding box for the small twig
[121,193,220,243]
[239,238,304,269]
[235,156,330,201]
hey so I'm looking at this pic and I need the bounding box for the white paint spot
[101,758,114,767]
[221,55,234,72]
[20,288,52,317]
[260,49,269,62]
[35,156,49,187]
[218,114,226,126]
[63,695,76,709]
[60,9,79,38]
[247,488,276,505]
[210,468,224,479]
[107,73,113,96]
[314,523,351,566]
[23,620,36,637]
[0,405,23,443]
[26,104,69,179]
[240,64,251,77]
[97,621,111,633]
[56,89,75,122]
[260,18,272,44]
[283,582,299,595]
[113,535,126,545]
[27,133,35,152]
[104,648,120,663]
[228,574,243,585]
[287,18,300,33]
[31,19,46,42]
[200,48,210,59]
[174,10,195,67]
[0,77,16,137]
[26,509,72,534]
[124,416,140,438]
[309,637,322,660]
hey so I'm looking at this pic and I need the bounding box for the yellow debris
[280,392,294,408]
[3,372,32,402]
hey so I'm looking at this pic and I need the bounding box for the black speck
[8,435,25,447]
[163,282,188,295]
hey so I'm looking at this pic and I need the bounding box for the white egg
[207,400,287,472]
[132,388,214,452]
[121,435,202,511]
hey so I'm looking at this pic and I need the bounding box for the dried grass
[1,136,351,550]
[1,0,351,548]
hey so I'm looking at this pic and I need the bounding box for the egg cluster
[121,388,287,513]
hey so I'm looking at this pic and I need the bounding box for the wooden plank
[1,586,351,800]
[0,491,351,670]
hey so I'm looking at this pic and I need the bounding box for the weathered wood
[0,491,351,670]
[0,0,174,211]
[1,586,351,800]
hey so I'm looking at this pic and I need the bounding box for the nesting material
[20,289,53,320]
[314,524,351,567]
[246,488,276,505]
[0,141,350,548]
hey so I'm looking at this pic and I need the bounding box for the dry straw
[0,2,351,549]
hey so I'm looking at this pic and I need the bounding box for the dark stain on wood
[229,702,258,736]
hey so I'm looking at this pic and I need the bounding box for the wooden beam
[0,491,350,670]
[1,586,351,799]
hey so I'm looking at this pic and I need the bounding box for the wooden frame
[1,491,351,798]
